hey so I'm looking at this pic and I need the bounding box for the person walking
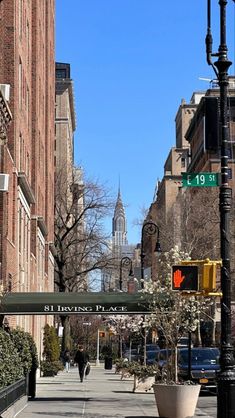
[74,345,89,382]
[63,349,71,373]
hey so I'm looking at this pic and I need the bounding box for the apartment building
[146,79,235,284]
[55,63,87,293]
[0,1,55,351]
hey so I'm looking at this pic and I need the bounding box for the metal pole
[212,1,235,416]
[140,233,145,288]
[119,263,123,291]
[96,329,100,366]
[187,331,192,381]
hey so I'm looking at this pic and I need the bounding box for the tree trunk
[60,315,71,352]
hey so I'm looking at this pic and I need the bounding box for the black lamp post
[206,1,235,416]
[140,221,161,289]
[119,256,133,291]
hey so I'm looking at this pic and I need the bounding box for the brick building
[0,1,55,352]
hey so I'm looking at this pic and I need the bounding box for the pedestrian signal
[172,265,198,291]
[201,262,217,292]
[99,331,105,337]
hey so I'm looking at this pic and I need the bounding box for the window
[56,69,67,79]
[19,58,22,109]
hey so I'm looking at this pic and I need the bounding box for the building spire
[118,175,121,199]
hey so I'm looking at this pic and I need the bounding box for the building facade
[55,63,87,293]
[146,79,235,289]
[0,0,55,353]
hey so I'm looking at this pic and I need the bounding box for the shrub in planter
[41,325,63,376]
[43,324,60,362]
[115,358,129,374]
[9,328,39,398]
[10,328,33,375]
[0,328,24,388]
[117,361,161,392]
[23,331,39,398]
[40,360,64,377]
[24,331,39,370]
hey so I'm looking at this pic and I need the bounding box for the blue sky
[56,0,235,244]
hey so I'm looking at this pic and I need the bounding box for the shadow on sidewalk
[29,396,91,402]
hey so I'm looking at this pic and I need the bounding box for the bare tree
[152,187,220,259]
[178,188,220,259]
[54,168,115,292]
[54,167,116,350]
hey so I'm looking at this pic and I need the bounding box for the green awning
[0,292,152,315]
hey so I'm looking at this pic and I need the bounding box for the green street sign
[182,172,220,187]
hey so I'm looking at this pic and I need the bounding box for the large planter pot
[153,383,201,418]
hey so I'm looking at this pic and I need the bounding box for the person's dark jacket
[74,350,89,365]
[63,350,71,362]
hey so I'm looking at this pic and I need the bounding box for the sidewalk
[15,364,217,418]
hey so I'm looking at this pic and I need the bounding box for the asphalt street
[15,365,217,418]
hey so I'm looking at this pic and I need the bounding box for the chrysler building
[112,187,129,257]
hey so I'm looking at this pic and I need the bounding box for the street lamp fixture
[119,256,133,291]
[140,221,161,289]
[205,1,235,416]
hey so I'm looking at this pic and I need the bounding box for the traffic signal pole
[206,1,235,416]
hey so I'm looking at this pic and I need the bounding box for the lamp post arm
[119,257,133,291]
[140,221,161,286]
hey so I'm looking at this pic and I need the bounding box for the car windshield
[147,350,158,359]
[179,349,219,365]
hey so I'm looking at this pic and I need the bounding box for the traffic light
[201,262,217,292]
[172,265,198,291]
[99,331,105,338]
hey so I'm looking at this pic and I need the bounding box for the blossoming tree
[143,246,213,382]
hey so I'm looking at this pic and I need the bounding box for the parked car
[138,345,160,364]
[156,347,220,390]
[178,347,220,389]
[146,343,160,352]
[177,337,193,347]
[123,348,139,362]
[146,349,160,365]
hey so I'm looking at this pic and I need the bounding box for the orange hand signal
[173,269,185,288]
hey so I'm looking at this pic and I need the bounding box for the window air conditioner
[0,84,10,101]
[0,174,9,191]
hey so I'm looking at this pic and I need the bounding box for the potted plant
[127,361,160,392]
[143,246,212,418]
[115,358,160,392]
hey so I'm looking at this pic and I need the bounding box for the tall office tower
[101,187,135,292]
[0,1,55,347]
[112,187,128,257]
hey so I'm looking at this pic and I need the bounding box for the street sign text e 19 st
[172,265,198,291]
[182,172,219,187]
